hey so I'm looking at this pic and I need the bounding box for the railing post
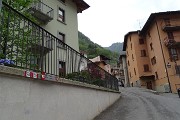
[0,0,2,11]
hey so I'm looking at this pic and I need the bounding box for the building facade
[28,0,89,51]
[123,11,180,93]
[119,51,130,87]
[90,55,111,74]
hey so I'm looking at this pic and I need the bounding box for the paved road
[94,87,180,120]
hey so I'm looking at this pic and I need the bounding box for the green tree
[0,0,40,69]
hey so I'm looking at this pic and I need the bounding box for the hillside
[78,31,119,65]
[104,42,123,53]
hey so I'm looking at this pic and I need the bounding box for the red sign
[24,71,38,79]
[41,72,46,80]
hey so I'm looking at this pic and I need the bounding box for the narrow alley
[94,87,180,120]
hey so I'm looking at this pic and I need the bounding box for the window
[57,32,65,47]
[139,39,144,44]
[58,8,65,22]
[141,50,146,57]
[151,56,156,65]
[132,54,134,60]
[143,64,149,72]
[155,72,159,80]
[128,60,130,66]
[131,43,132,50]
[175,65,180,75]
[127,51,129,56]
[167,32,174,39]
[59,61,66,77]
[147,32,151,37]
[150,43,153,50]
[130,36,131,42]
[134,68,136,75]
[164,18,171,26]
[129,72,131,78]
[168,48,178,61]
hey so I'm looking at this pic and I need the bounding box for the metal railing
[30,1,54,19]
[0,2,119,91]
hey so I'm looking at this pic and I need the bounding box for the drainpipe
[155,20,172,93]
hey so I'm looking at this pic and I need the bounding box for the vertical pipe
[155,20,172,93]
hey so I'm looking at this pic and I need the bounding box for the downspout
[155,20,172,93]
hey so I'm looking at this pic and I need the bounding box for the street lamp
[167,62,171,68]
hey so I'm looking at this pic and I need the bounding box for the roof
[119,51,126,59]
[100,55,111,60]
[140,10,180,35]
[73,0,90,13]
[123,31,139,51]
[94,61,107,65]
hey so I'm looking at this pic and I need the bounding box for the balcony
[161,19,180,31]
[0,2,119,91]
[27,1,54,24]
[164,36,180,48]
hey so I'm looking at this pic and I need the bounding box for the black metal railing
[30,1,54,19]
[0,2,119,91]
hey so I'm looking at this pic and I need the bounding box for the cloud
[78,0,180,47]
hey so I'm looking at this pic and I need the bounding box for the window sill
[57,19,67,25]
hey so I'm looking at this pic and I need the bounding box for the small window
[58,8,65,22]
[150,43,153,50]
[131,43,132,50]
[129,72,131,78]
[141,50,146,57]
[134,68,136,75]
[175,65,180,75]
[168,48,178,61]
[155,72,159,80]
[148,32,151,37]
[167,32,174,39]
[128,60,130,66]
[139,39,144,44]
[57,32,65,47]
[132,54,134,60]
[164,18,171,26]
[151,56,156,65]
[144,64,149,72]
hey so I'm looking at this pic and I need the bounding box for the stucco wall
[0,73,120,120]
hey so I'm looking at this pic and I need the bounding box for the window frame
[141,50,147,57]
[57,32,65,48]
[143,64,149,72]
[139,39,144,44]
[58,7,65,23]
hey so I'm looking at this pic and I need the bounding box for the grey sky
[78,0,180,47]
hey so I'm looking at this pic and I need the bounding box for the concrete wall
[0,72,120,120]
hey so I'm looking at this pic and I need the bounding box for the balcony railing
[161,19,180,31]
[0,2,119,91]
[164,36,180,48]
[27,1,54,24]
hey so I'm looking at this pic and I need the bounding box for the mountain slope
[105,42,123,53]
[78,31,119,65]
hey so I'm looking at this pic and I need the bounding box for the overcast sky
[78,0,180,47]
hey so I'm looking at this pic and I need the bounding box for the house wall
[126,33,141,86]
[0,70,120,120]
[42,0,79,51]
[125,13,180,93]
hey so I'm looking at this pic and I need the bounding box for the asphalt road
[94,87,180,120]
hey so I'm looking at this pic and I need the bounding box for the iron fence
[0,2,119,91]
